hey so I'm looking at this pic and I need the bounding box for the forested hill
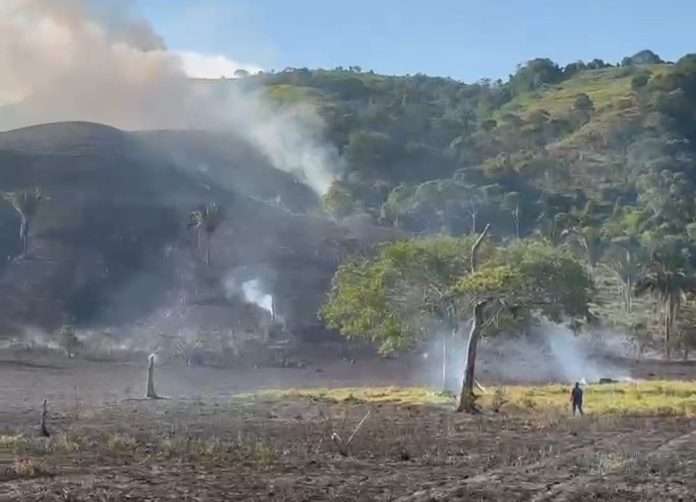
[232,50,696,266]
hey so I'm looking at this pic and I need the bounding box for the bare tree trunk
[441,334,448,391]
[458,302,486,412]
[665,298,673,361]
[205,233,212,266]
[470,224,490,273]
[666,322,672,361]
[40,399,50,437]
[146,354,159,399]
[19,215,28,256]
[626,276,633,313]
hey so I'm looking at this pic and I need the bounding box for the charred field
[2,356,696,501]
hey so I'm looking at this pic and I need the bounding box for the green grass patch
[499,64,672,120]
[239,380,696,416]
[264,84,326,106]
[480,380,696,416]
[245,386,455,406]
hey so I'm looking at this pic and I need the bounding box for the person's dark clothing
[571,386,584,416]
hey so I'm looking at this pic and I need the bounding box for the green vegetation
[249,386,454,406]
[241,50,696,362]
[481,381,696,417]
[246,382,696,417]
[321,235,592,411]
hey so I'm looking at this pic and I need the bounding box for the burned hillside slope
[0,122,397,338]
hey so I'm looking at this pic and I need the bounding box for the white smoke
[241,279,273,315]
[176,51,262,79]
[422,321,631,388]
[0,0,341,195]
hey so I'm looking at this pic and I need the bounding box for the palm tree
[189,202,224,266]
[535,212,569,247]
[562,226,606,270]
[604,243,645,313]
[2,187,42,258]
[635,256,696,360]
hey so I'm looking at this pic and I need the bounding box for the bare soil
[1,353,696,501]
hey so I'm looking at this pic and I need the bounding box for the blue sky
[136,0,696,82]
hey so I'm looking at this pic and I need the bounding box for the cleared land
[2,356,696,501]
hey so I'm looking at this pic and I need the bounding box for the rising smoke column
[0,0,341,195]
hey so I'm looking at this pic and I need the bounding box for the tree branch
[471,224,491,272]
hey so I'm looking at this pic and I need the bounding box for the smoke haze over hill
[0,0,341,195]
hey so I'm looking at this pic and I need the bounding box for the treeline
[240,49,696,359]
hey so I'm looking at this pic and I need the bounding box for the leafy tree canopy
[321,237,591,353]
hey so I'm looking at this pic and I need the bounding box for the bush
[631,72,651,90]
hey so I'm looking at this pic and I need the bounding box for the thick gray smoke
[0,0,341,195]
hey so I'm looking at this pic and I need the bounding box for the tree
[321,235,591,412]
[323,181,358,219]
[622,50,664,66]
[573,93,594,125]
[2,187,42,258]
[562,226,606,270]
[574,93,594,114]
[189,202,224,266]
[509,58,564,95]
[635,257,696,360]
[603,242,645,314]
[453,239,592,411]
[321,234,492,390]
[502,192,521,239]
[631,72,651,90]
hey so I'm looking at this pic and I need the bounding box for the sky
[136,0,696,82]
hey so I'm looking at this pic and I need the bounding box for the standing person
[570,382,584,416]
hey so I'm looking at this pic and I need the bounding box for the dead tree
[40,399,50,437]
[441,333,448,391]
[470,223,490,273]
[146,354,160,399]
[458,224,491,413]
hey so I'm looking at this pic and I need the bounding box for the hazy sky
[136,0,696,81]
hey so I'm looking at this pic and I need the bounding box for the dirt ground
[2,353,696,501]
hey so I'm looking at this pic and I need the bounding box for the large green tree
[321,234,591,412]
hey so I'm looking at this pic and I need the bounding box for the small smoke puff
[242,279,273,314]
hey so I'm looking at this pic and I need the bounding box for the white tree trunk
[441,334,448,391]
[146,354,159,399]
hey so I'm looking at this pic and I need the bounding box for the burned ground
[1,356,696,501]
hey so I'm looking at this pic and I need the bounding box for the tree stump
[146,354,160,399]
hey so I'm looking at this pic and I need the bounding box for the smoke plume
[422,321,631,388]
[0,0,341,195]
[241,279,274,315]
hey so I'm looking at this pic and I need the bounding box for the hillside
[230,53,696,259]
[0,122,397,341]
[3,50,696,355]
